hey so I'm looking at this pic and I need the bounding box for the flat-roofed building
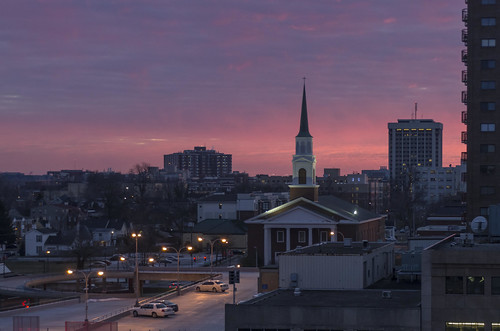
[422,234,500,330]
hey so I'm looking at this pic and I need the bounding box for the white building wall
[279,244,394,290]
[25,230,56,256]
[197,201,237,222]
[279,255,364,289]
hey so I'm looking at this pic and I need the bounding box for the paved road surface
[0,271,258,331]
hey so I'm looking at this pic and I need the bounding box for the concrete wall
[422,244,500,330]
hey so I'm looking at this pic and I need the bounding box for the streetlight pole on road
[132,232,142,306]
[163,245,193,295]
[66,269,104,323]
[197,237,227,276]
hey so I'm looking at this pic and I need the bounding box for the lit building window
[466,276,485,294]
[445,322,484,331]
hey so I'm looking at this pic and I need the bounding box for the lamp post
[163,245,193,296]
[254,246,258,268]
[67,269,104,323]
[132,232,142,306]
[197,237,227,276]
[45,250,51,273]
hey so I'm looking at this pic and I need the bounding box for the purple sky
[0,0,465,176]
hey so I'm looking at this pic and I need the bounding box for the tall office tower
[388,119,443,187]
[462,1,500,221]
[163,146,232,178]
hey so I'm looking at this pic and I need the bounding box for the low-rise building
[278,241,394,290]
[225,288,421,331]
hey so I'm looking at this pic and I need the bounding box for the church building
[246,83,386,266]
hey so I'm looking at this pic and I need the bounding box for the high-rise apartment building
[163,146,232,178]
[462,1,500,221]
[388,119,443,186]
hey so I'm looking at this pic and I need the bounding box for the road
[119,272,257,331]
[0,271,258,331]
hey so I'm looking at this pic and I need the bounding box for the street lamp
[163,245,193,296]
[45,250,51,273]
[118,256,126,271]
[197,237,227,276]
[132,232,142,306]
[67,269,104,322]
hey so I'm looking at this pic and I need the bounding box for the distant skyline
[1,1,464,176]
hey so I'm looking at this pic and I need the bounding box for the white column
[286,227,291,251]
[308,226,313,246]
[264,226,271,265]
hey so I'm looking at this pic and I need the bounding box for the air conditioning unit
[382,290,392,299]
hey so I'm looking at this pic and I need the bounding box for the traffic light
[204,256,207,261]
[228,270,235,284]
[234,270,240,283]
[193,256,197,262]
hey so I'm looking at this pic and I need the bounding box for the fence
[65,321,118,331]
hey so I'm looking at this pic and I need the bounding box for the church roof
[245,196,382,224]
[296,83,312,138]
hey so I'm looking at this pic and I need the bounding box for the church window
[299,168,306,184]
[276,230,284,243]
[298,231,306,243]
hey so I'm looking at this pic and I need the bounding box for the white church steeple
[289,81,319,201]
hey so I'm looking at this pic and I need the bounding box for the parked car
[153,300,178,312]
[132,303,175,318]
[195,280,229,293]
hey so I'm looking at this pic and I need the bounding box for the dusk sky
[1,0,465,176]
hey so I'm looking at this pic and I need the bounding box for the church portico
[263,224,337,265]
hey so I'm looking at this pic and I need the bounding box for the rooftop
[280,241,392,256]
[241,289,420,309]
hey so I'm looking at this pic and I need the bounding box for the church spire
[290,79,318,202]
[297,80,312,138]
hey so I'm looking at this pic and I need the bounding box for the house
[24,228,57,256]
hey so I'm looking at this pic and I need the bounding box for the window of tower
[481,59,496,69]
[299,168,307,184]
[481,81,496,90]
[480,102,496,111]
[481,123,496,132]
[481,39,496,47]
[481,17,496,26]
